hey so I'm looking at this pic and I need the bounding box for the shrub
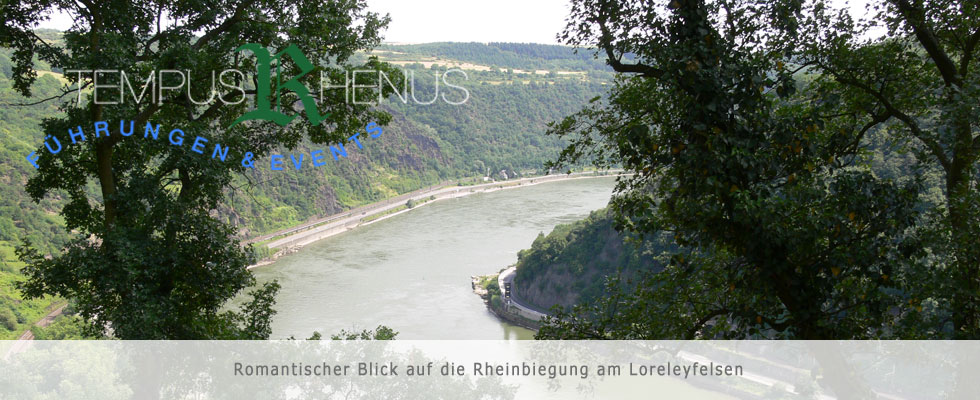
[486,279,500,296]
[31,316,94,340]
[0,308,17,331]
[490,294,502,309]
[0,261,15,273]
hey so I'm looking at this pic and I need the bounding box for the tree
[797,0,980,338]
[2,0,400,339]
[329,325,399,340]
[539,0,924,339]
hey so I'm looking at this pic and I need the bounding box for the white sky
[35,0,571,44]
[35,0,871,45]
[366,0,570,44]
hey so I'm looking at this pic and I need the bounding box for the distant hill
[377,42,611,72]
[222,47,612,235]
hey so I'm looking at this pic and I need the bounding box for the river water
[252,177,616,339]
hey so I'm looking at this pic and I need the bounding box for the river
[252,177,616,339]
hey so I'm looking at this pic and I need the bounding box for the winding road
[3,302,66,359]
[498,266,549,321]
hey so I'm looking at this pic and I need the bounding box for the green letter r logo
[232,43,329,128]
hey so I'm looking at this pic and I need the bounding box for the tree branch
[685,308,729,339]
[831,71,951,171]
[595,6,663,77]
[846,109,891,154]
[4,81,91,106]
[192,3,248,51]
[891,0,962,87]
[960,28,980,76]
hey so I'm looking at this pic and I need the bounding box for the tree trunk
[946,150,979,338]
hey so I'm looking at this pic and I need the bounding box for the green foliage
[0,307,16,330]
[330,325,398,340]
[513,208,662,310]
[490,294,503,310]
[26,301,98,340]
[0,240,64,339]
[539,0,938,339]
[2,0,392,339]
[217,47,609,237]
[28,315,79,339]
[0,38,610,335]
[796,0,980,338]
[485,278,500,297]
[0,65,72,255]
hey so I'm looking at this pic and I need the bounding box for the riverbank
[246,171,624,270]
[472,272,544,331]
[251,176,616,339]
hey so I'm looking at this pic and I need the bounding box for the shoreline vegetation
[471,272,545,332]
[244,170,625,269]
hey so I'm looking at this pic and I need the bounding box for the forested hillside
[0,38,609,338]
[226,73,609,234]
[509,119,937,321]
[513,208,663,311]
[0,33,78,336]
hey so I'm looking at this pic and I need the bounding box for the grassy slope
[0,69,71,339]
[0,242,65,339]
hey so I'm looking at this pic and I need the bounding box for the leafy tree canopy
[540,0,977,339]
[1,0,398,339]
